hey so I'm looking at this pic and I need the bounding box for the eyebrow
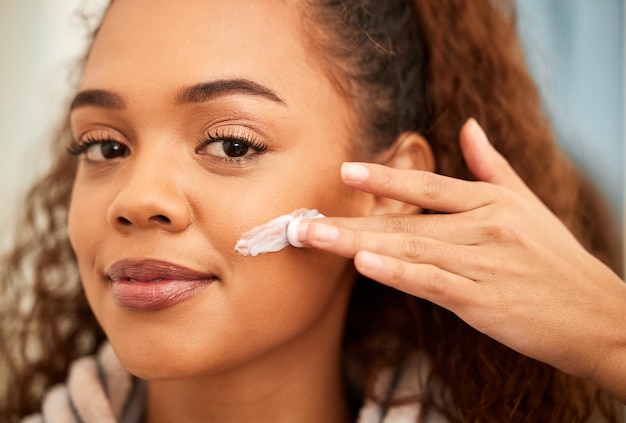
[70,78,286,112]
[70,89,125,111]
[176,79,286,106]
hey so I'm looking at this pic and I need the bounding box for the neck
[145,350,352,423]
[144,271,355,423]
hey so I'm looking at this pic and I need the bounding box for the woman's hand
[298,119,626,401]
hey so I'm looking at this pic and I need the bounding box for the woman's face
[67,0,373,379]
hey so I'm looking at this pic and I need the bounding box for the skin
[300,119,626,404]
[64,0,624,419]
[66,0,435,421]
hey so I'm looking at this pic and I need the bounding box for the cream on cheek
[234,208,324,256]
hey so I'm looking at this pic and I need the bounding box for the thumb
[460,118,536,200]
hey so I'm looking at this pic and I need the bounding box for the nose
[107,159,192,234]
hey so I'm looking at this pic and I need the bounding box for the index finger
[341,162,498,213]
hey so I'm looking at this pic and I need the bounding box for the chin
[110,341,219,381]
[105,323,270,383]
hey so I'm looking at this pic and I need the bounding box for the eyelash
[66,134,124,156]
[197,128,268,163]
[67,128,268,165]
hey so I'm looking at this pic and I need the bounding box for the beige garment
[22,343,443,423]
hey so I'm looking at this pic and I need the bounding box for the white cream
[235,208,324,257]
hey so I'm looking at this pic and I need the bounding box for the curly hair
[303,0,621,421]
[0,0,621,421]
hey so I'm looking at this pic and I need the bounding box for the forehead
[81,0,317,97]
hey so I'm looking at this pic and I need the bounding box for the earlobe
[370,132,435,216]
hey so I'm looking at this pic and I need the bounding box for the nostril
[150,215,171,224]
[117,217,132,225]
[115,215,172,227]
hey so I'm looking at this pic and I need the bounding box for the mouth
[106,258,218,311]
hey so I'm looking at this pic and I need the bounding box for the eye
[203,139,253,158]
[197,128,267,163]
[67,136,130,162]
[85,141,130,161]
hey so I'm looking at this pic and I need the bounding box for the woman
[1,0,624,422]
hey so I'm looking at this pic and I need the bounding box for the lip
[106,258,217,311]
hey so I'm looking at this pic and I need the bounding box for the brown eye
[85,141,130,161]
[200,139,255,159]
[221,140,250,157]
[196,130,267,165]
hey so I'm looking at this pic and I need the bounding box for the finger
[354,250,481,312]
[303,221,488,280]
[341,162,497,213]
[295,212,487,246]
[460,118,537,201]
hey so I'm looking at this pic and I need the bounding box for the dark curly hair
[303,0,621,421]
[1,0,621,421]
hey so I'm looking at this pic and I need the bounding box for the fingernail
[341,162,369,182]
[287,218,309,248]
[310,223,340,242]
[357,251,383,271]
[467,118,489,146]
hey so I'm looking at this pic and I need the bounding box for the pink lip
[106,259,217,311]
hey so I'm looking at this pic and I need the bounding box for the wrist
[587,274,626,403]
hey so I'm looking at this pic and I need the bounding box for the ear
[369,132,435,216]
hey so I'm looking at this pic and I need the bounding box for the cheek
[67,177,119,329]
[67,181,106,264]
[67,183,103,319]
[218,250,353,365]
[234,245,352,314]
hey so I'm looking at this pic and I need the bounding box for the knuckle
[420,173,441,202]
[375,167,395,190]
[349,230,364,251]
[402,236,424,262]
[471,254,496,276]
[481,212,523,243]
[500,223,523,243]
[384,215,413,234]
[388,261,408,285]
[423,266,449,297]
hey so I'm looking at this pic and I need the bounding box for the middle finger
[304,221,485,279]
[304,213,486,246]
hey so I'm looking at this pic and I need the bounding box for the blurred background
[517,0,624,226]
[0,0,102,249]
[0,0,624,257]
